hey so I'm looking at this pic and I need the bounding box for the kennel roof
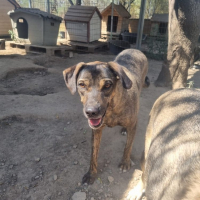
[151,13,168,23]
[101,3,131,18]
[64,5,102,23]
[8,8,62,21]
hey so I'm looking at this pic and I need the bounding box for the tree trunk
[155,0,200,89]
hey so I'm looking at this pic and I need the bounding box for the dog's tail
[143,76,150,88]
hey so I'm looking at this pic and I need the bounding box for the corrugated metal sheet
[8,8,62,21]
[101,3,131,18]
[151,14,168,23]
[64,6,101,23]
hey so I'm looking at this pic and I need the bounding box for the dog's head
[63,61,132,129]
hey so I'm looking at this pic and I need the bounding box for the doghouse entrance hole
[107,16,118,32]
[17,18,28,39]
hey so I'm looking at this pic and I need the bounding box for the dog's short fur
[63,49,149,184]
[128,88,200,200]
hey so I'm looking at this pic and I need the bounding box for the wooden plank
[68,35,87,42]
[66,26,87,31]
[65,16,90,22]
[65,13,92,18]
[67,30,87,37]
[66,22,87,30]
[66,10,93,14]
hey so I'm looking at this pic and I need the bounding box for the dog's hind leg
[119,123,137,171]
[82,128,103,184]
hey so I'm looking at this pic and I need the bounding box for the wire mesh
[17,0,114,17]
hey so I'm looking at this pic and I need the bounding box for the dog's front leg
[119,123,137,171]
[82,127,103,184]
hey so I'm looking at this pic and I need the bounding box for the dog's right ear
[108,61,132,89]
[63,62,85,95]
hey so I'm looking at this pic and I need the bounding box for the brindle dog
[63,49,149,184]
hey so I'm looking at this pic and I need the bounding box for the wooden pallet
[0,39,5,50]
[61,41,108,53]
[10,42,73,56]
[101,33,120,40]
[25,44,73,56]
[10,42,25,49]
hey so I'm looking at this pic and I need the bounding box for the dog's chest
[104,113,127,127]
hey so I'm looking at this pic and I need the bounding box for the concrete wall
[0,0,15,37]
[89,11,101,42]
[66,21,88,42]
[10,12,43,44]
[43,18,60,45]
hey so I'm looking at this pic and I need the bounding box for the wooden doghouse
[129,18,152,35]
[0,0,20,38]
[150,13,168,37]
[8,8,62,45]
[101,3,131,35]
[64,6,102,43]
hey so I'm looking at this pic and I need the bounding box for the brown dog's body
[128,88,200,200]
[63,49,149,184]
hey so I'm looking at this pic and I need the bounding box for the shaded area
[144,89,200,200]
[0,68,64,96]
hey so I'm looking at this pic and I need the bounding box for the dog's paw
[126,180,144,200]
[119,159,135,171]
[121,127,127,136]
[82,171,96,185]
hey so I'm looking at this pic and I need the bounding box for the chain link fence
[23,0,114,17]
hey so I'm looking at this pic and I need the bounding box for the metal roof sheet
[151,13,168,23]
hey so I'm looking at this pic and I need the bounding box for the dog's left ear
[108,61,132,89]
[63,62,85,94]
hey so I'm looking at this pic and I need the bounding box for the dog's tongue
[89,118,101,126]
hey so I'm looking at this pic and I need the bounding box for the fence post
[110,0,114,40]
[29,0,32,8]
[136,0,146,50]
[47,0,50,13]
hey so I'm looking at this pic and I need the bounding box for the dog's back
[114,49,149,90]
[144,88,200,200]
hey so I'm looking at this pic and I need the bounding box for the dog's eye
[78,83,85,88]
[104,82,112,89]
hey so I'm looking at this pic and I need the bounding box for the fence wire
[26,0,112,17]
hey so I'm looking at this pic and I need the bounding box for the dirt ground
[0,42,199,200]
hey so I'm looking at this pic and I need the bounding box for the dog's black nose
[85,107,99,117]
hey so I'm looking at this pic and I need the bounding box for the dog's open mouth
[88,117,103,129]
